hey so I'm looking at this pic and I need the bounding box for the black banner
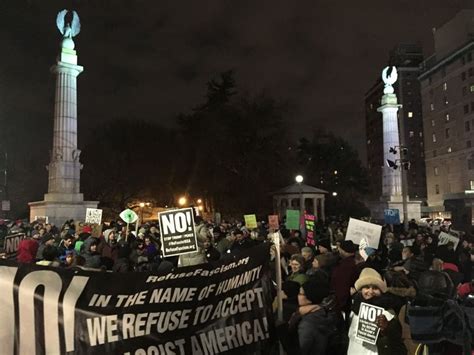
[0,244,275,355]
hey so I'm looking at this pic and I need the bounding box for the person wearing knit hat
[355,267,387,293]
[348,268,407,355]
[294,279,342,354]
[317,238,332,254]
[339,240,357,254]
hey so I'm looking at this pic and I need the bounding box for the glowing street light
[197,199,202,204]
[178,196,187,206]
[295,175,304,184]
[332,192,338,197]
[139,202,145,208]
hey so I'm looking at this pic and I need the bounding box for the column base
[367,198,422,224]
[29,198,99,227]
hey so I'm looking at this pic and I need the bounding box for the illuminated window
[430,103,435,111]
[432,133,437,142]
[447,146,452,153]
[409,131,414,138]
[419,132,423,138]
[434,167,439,176]
[444,97,449,105]
[431,119,436,126]
[471,180,474,190]
[470,85,474,92]
[443,82,447,91]
[446,114,450,121]
[408,112,413,118]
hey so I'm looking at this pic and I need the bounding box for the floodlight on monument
[295,175,304,184]
[386,159,398,169]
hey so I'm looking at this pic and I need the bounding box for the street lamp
[295,175,304,184]
[178,196,187,206]
[197,198,202,204]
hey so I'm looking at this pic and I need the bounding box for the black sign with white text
[159,208,198,257]
[0,244,275,354]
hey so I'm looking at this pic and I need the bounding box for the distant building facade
[365,44,427,202]
[419,9,474,228]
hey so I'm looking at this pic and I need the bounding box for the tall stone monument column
[368,66,421,223]
[29,10,98,226]
[377,67,402,200]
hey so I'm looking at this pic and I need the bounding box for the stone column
[45,46,84,202]
[377,68,402,201]
[320,198,325,222]
[312,198,317,217]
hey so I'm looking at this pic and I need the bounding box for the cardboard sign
[159,208,198,257]
[384,209,400,225]
[268,215,279,230]
[244,214,258,229]
[285,210,300,230]
[90,224,103,239]
[34,216,49,224]
[345,218,382,249]
[438,232,460,250]
[304,214,315,246]
[3,233,24,259]
[356,302,384,345]
[85,208,103,225]
[119,209,138,224]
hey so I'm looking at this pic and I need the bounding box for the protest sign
[1,200,10,211]
[244,214,258,229]
[285,210,300,230]
[159,208,198,257]
[34,216,49,224]
[268,215,279,230]
[86,208,103,225]
[345,218,382,249]
[2,233,24,259]
[438,232,460,250]
[120,209,139,224]
[384,209,400,225]
[355,302,384,345]
[304,214,315,246]
[0,244,275,355]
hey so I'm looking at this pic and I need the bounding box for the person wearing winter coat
[82,239,102,269]
[179,216,208,266]
[17,232,40,263]
[347,268,407,355]
[287,254,309,286]
[296,279,343,354]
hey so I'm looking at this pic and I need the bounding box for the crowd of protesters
[1,216,474,354]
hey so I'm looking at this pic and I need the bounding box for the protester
[348,268,407,354]
[287,254,309,286]
[331,240,359,313]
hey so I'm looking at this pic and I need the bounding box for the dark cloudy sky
[0,0,470,165]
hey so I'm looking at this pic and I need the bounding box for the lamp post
[295,174,304,216]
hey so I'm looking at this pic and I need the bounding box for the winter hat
[103,229,114,242]
[282,280,300,299]
[317,238,332,251]
[340,240,357,254]
[302,279,330,304]
[355,267,387,293]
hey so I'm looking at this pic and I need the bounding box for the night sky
[0,0,469,194]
